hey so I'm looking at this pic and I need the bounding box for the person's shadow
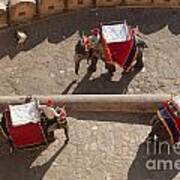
[128,139,180,180]
[0,134,67,180]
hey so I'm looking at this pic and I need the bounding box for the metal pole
[0,94,171,113]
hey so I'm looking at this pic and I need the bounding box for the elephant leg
[134,49,144,70]
[148,117,160,141]
[88,57,98,73]
[156,124,171,143]
[105,63,116,76]
[47,131,55,143]
[148,118,170,143]
[74,54,83,75]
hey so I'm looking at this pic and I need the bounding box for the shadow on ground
[0,8,180,60]
[128,139,180,180]
[68,68,141,94]
[70,111,154,125]
[0,134,67,180]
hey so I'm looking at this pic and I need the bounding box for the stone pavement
[0,113,150,180]
[0,8,179,180]
[0,113,180,180]
[0,8,179,95]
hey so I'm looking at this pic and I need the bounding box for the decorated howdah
[156,96,180,144]
[74,20,147,75]
[101,21,139,73]
[148,95,180,145]
[0,98,68,152]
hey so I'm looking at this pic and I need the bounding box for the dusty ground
[0,7,179,180]
[0,8,179,95]
[0,113,180,180]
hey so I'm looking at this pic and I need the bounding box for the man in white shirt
[15,30,28,48]
[40,99,69,143]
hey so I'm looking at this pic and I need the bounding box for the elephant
[74,34,147,76]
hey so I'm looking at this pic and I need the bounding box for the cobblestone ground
[0,8,179,180]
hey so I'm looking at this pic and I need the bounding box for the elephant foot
[147,135,155,143]
[47,132,56,143]
[121,70,130,75]
[75,70,79,75]
[134,64,144,71]
[75,64,80,75]
[108,70,114,77]
[105,64,116,76]
[88,65,97,73]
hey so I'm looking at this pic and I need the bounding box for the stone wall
[125,0,151,5]
[0,0,180,28]
[67,0,93,10]
[9,1,37,24]
[96,0,121,7]
[38,0,65,17]
[0,9,7,28]
[153,0,180,6]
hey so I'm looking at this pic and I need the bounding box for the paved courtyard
[0,7,179,180]
[0,113,180,180]
[0,8,179,95]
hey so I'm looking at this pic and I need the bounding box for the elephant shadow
[128,139,180,180]
[62,67,142,94]
[0,134,67,180]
